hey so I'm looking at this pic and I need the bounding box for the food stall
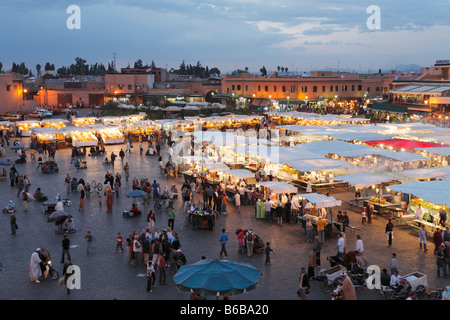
[31,128,66,149]
[177,156,211,174]
[15,120,41,137]
[256,181,298,220]
[97,127,125,145]
[0,121,14,138]
[71,117,97,127]
[222,169,256,201]
[40,119,68,130]
[187,205,216,230]
[65,127,99,147]
[388,180,450,234]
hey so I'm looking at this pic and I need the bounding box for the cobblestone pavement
[0,120,448,300]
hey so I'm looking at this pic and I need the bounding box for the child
[98,195,102,206]
[361,208,367,224]
[264,242,274,264]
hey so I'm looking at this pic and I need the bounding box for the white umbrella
[184,106,201,111]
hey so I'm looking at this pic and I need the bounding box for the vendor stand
[40,119,68,130]
[0,121,14,138]
[97,127,125,145]
[187,205,216,230]
[222,169,256,204]
[388,180,450,234]
[15,120,41,137]
[31,128,66,149]
[256,181,298,220]
[71,117,97,127]
[293,193,342,238]
[65,127,99,147]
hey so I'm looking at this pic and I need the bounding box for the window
[258,85,261,91]
[227,88,230,93]
[342,85,347,91]
[110,84,114,90]
[282,86,286,92]
[322,86,326,92]
[358,85,362,91]
[330,85,333,92]
[352,85,355,91]
[128,85,132,90]
[313,86,317,92]
[367,87,371,92]
[237,85,241,90]
[376,87,380,92]
[265,86,268,92]
[274,86,277,92]
[245,85,248,91]
[291,86,296,92]
[6,85,10,92]
[118,84,124,89]
[302,86,307,92]
[335,85,338,92]
[232,85,235,90]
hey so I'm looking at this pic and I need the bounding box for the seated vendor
[63,217,74,233]
[169,185,178,199]
[90,147,96,154]
[336,211,344,223]
[33,188,44,200]
[131,203,141,215]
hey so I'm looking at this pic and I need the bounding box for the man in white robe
[29,249,42,283]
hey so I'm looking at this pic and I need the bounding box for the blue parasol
[0,159,11,165]
[126,189,147,198]
[173,258,261,296]
[11,145,25,150]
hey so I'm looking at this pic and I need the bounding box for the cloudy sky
[1,0,449,74]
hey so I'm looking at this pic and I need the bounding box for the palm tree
[281,67,285,73]
[36,64,41,77]
[277,66,280,72]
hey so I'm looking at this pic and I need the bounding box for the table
[392,213,415,227]
[408,219,446,237]
[298,214,339,238]
[292,179,349,194]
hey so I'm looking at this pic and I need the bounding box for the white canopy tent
[202,162,230,173]
[389,166,450,183]
[287,158,356,172]
[258,181,298,194]
[415,147,450,157]
[388,180,450,207]
[223,169,255,180]
[292,193,342,209]
[334,173,396,189]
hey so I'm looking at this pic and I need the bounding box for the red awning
[365,139,446,150]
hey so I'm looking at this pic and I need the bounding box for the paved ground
[0,114,448,300]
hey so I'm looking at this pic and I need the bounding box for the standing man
[385,219,394,247]
[264,242,274,264]
[316,216,327,244]
[336,232,346,259]
[234,192,241,214]
[62,258,73,295]
[65,174,71,193]
[168,207,175,230]
[123,162,130,182]
[246,230,255,257]
[415,204,423,220]
[436,243,447,278]
[265,199,271,222]
[419,224,428,252]
[61,234,71,263]
[29,248,42,283]
[439,208,447,227]
[219,229,228,258]
[10,211,17,235]
[389,253,398,276]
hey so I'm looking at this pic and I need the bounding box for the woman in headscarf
[78,183,85,212]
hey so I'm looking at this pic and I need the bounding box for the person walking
[10,212,17,235]
[308,250,316,279]
[16,175,24,197]
[61,234,71,263]
[78,183,85,212]
[158,252,167,285]
[146,261,156,293]
[337,232,346,259]
[168,207,175,230]
[297,267,310,300]
[62,258,73,295]
[29,248,42,283]
[147,210,156,233]
[389,253,398,276]
[234,192,241,213]
[305,218,313,242]
[123,162,130,182]
[106,188,113,213]
[265,199,271,222]
[436,243,447,278]
[85,231,93,254]
[116,232,123,253]
[313,236,322,270]
[65,174,71,193]
[385,219,394,247]
[132,235,142,266]
[22,191,29,212]
[419,224,428,252]
[221,194,227,214]
[433,229,443,254]
[264,242,274,264]
[355,235,368,266]
[219,229,228,258]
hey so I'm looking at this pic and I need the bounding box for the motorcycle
[380,280,412,300]
[428,288,444,300]
[40,260,59,281]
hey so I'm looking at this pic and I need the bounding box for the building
[220,71,398,110]
[0,72,37,113]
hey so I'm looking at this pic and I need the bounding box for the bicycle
[90,180,103,195]
[154,197,173,213]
